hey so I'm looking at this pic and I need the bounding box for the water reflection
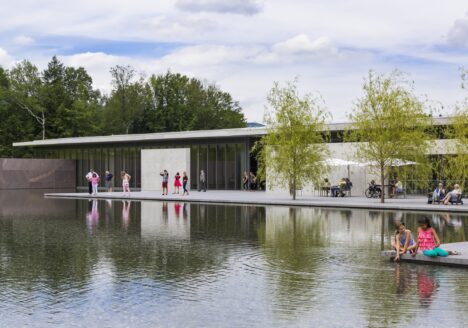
[0,191,468,327]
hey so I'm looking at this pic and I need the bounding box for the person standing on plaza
[249,172,257,191]
[86,169,98,194]
[160,170,169,195]
[173,172,182,194]
[91,173,100,195]
[121,170,131,195]
[182,171,189,196]
[242,171,249,191]
[105,170,114,192]
[199,170,206,192]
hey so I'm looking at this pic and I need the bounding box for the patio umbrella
[364,159,418,167]
[323,158,362,179]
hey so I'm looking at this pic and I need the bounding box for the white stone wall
[141,148,190,192]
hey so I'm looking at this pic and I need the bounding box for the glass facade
[35,137,257,191]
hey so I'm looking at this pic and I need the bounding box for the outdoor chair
[427,192,444,204]
[394,188,406,199]
[449,193,464,205]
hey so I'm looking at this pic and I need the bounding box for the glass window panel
[217,144,226,189]
[226,144,236,190]
[208,145,217,189]
[190,146,199,190]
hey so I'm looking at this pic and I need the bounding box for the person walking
[105,170,114,192]
[199,170,206,192]
[160,170,169,195]
[121,170,131,195]
[91,173,100,195]
[173,172,182,194]
[182,171,189,196]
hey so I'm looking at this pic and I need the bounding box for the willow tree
[254,80,330,200]
[346,71,432,203]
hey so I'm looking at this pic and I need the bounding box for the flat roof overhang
[13,117,451,148]
[13,127,268,148]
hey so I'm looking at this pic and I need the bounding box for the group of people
[85,169,131,195]
[431,183,463,205]
[242,171,258,191]
[392,217,460,262]
[321,177,353,197]
[160,170,190,196]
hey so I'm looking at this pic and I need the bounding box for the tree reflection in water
[258,206,327,317]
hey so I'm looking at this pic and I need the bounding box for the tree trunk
[292,176,296,200]
[42,114,45,140]
[380,164,385,203]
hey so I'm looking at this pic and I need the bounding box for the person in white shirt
[85,169,99,194]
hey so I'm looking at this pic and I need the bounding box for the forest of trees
[0,57,246,157]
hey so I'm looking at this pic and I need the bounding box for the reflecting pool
[1,191,468,327]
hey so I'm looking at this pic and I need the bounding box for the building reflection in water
[140,201,190,241]
[86,199,99,233]
[122,200,131,230]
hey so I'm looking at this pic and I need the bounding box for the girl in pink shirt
[91,173,100,195]
[412,217,458,257]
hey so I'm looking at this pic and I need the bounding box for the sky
[0,0,467,123]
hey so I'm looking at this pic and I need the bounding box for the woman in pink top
[91,173,100,195]
[412,217,458,257]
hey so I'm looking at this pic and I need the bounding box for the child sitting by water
[412,217,459,257]
[391,222,417,262]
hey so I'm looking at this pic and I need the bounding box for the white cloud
[1,0,467,122]
[136,15,217,41]
[0,48,14,66]
[60,52,136,93]
[13,35,35,46]
[272,35,330,54]
[447,12,468,48]
[175,0,262,15]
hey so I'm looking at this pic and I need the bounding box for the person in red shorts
[160,170,169,195]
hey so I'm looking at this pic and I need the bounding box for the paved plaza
[45,190,468,213]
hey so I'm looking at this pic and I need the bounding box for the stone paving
[44,190,468,213]
[382,242,468,268]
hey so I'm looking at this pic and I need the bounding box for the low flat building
[12,117,455,195]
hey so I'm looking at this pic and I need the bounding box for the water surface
[0,191,467,327]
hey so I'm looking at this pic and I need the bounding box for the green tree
[254,80,330,200]
[444,69,468,189]
[0,66,35,156]
[139,71,246,133]
[102,65,145,134]
[42,56,101,138]
[8,60,46,140]
[346,71,432,203]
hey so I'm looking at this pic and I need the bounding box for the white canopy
[323,158,362,166]
[365,159,417,167]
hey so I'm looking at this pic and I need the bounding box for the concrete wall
[141,148,190,192]
[0,158,75,189]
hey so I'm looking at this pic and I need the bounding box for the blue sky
[0,0,467,122]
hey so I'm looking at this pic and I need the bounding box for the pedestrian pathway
[382,242,468,268]
[44,190,468,213]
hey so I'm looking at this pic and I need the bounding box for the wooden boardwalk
[381,242,468,268]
